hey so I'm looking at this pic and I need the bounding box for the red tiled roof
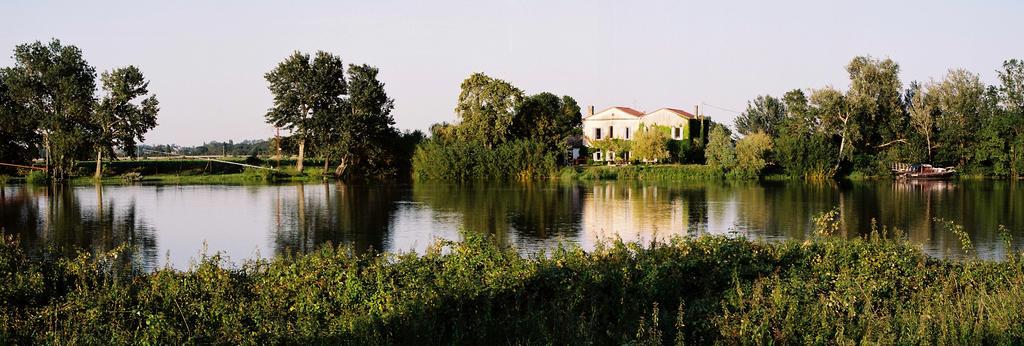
[659,108,697,119]
[596,106,643,117]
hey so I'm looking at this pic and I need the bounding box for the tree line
[0,39,159,182]
[722,55,1024,179]
[0,40,422,181]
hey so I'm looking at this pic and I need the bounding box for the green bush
[241,167,282,182]
[412,139,557,181]
[120,172,143,182]
[24,170,47,184]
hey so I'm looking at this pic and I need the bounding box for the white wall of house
[582,108,641,145]
[639,109,693,140]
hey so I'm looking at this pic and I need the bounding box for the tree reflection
[0,184,158,271]
[270,183,403,255]
[412,181,585,249]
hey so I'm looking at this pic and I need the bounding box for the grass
[2,221,1022,344]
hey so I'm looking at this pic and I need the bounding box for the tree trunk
[296,138,305,173]
[95,149,103,179]
[43,133,52,179]
[925,133,932,162]
[323,157,329,174]
[834,119,848,173]
[334,157,348,178]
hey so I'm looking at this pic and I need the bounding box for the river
[2,180,1022,270]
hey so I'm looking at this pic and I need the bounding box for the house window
[673,127,681,139]
[593,152,603,161]
[609,126,614,138]
[595,128,602,140]
[625,127,631,139]
[608,151,616,162]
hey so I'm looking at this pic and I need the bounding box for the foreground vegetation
[2,223,1023,344]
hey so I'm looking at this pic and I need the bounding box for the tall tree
[92,66,159,178]
[3,39,96,182]
[333,64,397,177]
[907,82,937,161]
[735,95,786,136]
[932,68,984,166]
[844,56,911,172]
[454,73,524,148]
[810,87,855,172]
[265,51,347,173]
[512,92,582,159]
[998,59,1024,175]
[0,70,38,167]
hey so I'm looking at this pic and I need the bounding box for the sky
[2,0,1023,146]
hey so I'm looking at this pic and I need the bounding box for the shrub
[704,125,735,170]
[242,167,282,182]
[632,127,671,163]
[120,172,143,182]
[412,138,557,181]
[24,170,48,184]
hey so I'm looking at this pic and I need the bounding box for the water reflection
[270,183,402,254]
[0,184,157,271]
[1,180,1023,270]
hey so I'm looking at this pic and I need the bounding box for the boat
[892,164,956,180]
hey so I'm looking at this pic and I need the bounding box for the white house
[582,105,704,162]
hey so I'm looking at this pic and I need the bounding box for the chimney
[586,105,594,117]
[694,105,699,119]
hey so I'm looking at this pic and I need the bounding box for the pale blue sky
[3,0,1022,145]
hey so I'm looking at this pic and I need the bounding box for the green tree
[265,51,347,173]
[809,87,855,172]
[704,125,736,170]
[846,56,905,155]
[973,86,1010,175]
[3,39,96,182]
[734,131,773,178]
[735,95,785,136]
[454,73,524,148]
[907,81,937,161]
[512,92,582,160]
[782,89,810,121]
[932,68,984,166]
[92,66,159,178]
[0,70,38,168]
[333,64,398,178]
[631,125,670,163]
[998,59,1024,176]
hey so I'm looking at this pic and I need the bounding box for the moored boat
[892,164,956,180]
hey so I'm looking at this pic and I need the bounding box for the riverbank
[560,164,725,181]
[0,158,329,185]
[2,231,1021,344]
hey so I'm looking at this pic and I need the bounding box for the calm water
[2,180,1023,270]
